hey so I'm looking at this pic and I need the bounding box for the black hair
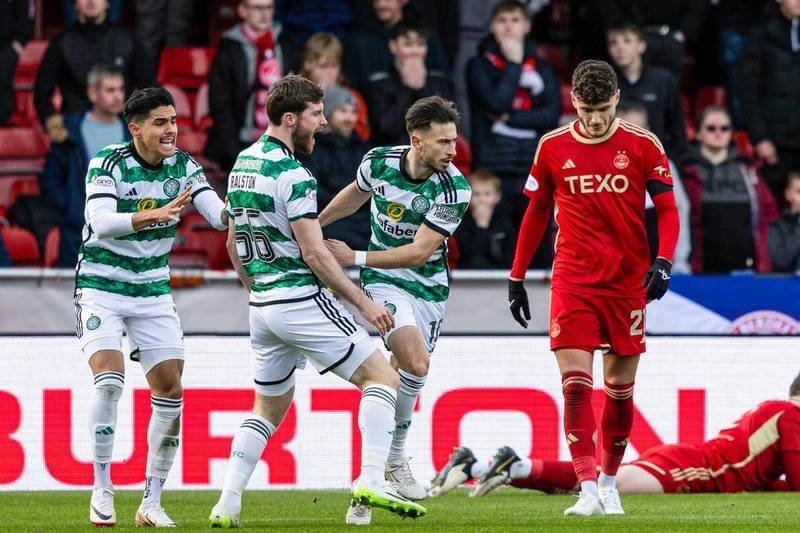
[123,87,175,124]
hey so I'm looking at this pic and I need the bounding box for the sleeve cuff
[422,218,450,237]
[289,212,318,222]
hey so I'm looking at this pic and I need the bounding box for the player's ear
[283,111,297,129]
[409,132,421,149]
[127,121,140,139]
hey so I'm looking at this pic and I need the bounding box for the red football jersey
[699,400,800,492]
[524,119,672,297]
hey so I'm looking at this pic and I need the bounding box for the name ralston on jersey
[356,146,471,303]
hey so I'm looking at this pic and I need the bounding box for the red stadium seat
[694,85,728,118]
[195,83,212,131]
[8,91,37,127]
[0,128,49,159]
[158,47,214,90]
[0,175,36,207]
[537,44,570,82]
[453,135,472,177]
[1,226,40,266]
[178,130,207,157]
[164,84,193,129]
[733,130,755,160]
[8,177,40,207]
[171,227,209,269]
[560,84,573,114]
[13,40,48,90]
[192,227,229,269]
[43,227,60,267]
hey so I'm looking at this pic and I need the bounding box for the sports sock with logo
[358,384,398,484]
[561,371,598,485]
[218,414,276,516]
[510,459,580,494]
[388,369,426,464]
[600,380,635,481]
[90,371,124,489]
[142,395,182,505]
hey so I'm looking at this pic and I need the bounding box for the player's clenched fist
[643,257,672,301]
[508,279,530,329]
[358,298,395,336]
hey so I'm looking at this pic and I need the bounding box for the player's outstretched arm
[291,217,395,335]
[131,187,192,231]
[225,217,252,291]
[318,181,372,228]
[325,224,444,269]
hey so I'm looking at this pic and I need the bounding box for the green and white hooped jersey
[227,135,320,305]
[76,142,213,298]
[356,146,471,303]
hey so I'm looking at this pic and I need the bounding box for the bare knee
[152,381,183,399]
[403,355,429,377]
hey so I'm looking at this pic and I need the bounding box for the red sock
[600,380,635,476]
[511,459,579,494]
[561,371,597,482]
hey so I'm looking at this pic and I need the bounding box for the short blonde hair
[468,168,501,192]
[303,32,343,66]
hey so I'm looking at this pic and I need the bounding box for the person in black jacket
[366,19,451,146]
[204,0,297,171]
[34,0,144,143]
[0,0,33,125]
[738,0,800,206]
[297,84,371,249]
[455,168,516,269]
[607,21,688,162]
[770,172,800,273]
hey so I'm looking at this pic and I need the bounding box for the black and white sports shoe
[471,446,520,497]
[428,447,477,497]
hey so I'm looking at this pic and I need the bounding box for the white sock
[598,472,616,489]
[358,384,397,484]
[388,369,426,464]
[141,476,166,507]
[470,460,490,480]
[581,480,599,497]
[90,371,124,489]
[219,415,275,517]
[510,458,532,480]
[145,395,182,489]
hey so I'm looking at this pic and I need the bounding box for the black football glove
[508,279,531,328]
[643,257,672,301]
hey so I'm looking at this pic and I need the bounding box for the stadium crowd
[0,0,799,273]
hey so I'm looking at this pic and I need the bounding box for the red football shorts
[630,443,715,494]
[549,289,647,356]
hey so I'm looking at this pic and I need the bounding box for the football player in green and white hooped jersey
[76,87,228,528]
[320,96,471,524]
[208,74,426,529]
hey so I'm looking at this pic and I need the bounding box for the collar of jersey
[399,148,430,184]
[129,140,164,171]
[264,135,295,158]
[569,118,620,145]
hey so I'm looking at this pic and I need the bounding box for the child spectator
[301,32,370,142]
[297,84,372,249]
[769,171,800,273]
[683,106,778,273]
[455,169,516,269]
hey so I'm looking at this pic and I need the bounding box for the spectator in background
[595,0,709,81]
[607,21,688,162]
[205,0,297,171]
[343,0,449,93]
[275,0,352,45]
[62,0,122,25]
[301,32,370,142]
[34,0,143,143]
[769,171,800,273]
[682,106,777,273]
[738,0,800,206]
[38,65,129,268]
[367,20,451,146]
[616,100,692,273]
[455,168,516,269]
[466,0,560,221]
[297,84,371,249]
[0,0,33,126]
[136,0,196,85]
[0,232,10,267]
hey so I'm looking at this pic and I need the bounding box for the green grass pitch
[4,488,800,532]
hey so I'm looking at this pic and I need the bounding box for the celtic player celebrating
[77,87,228,527]
[321,96,471,525]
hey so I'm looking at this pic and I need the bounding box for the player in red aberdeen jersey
[430,373,800,497]
[507,60,680,516]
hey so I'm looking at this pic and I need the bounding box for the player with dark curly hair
[506,59,680,516]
